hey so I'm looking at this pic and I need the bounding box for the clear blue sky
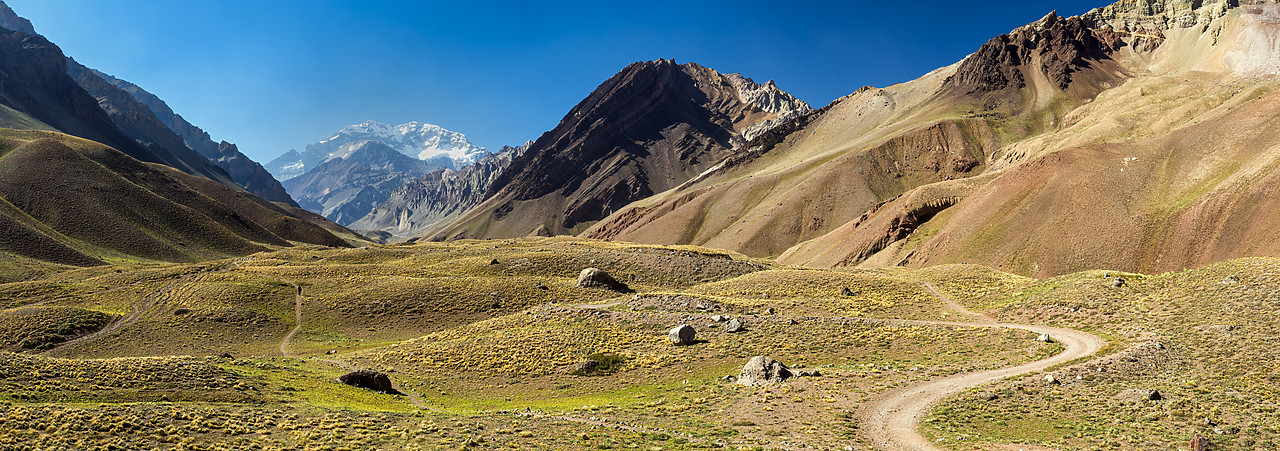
[6,0,1109,163]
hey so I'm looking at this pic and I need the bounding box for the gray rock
[711,315,728,322]
[975,391,999,401]
[724,318,744,333]
[840,286,857,297]
[1112,277,1126,288]
[763,307,775,315]
[1037,333,1054,343]
[738,356,792,386]
[577,268,632,292]
[795,369,821,378]
[669,324,696,346]
[1117,388,1163,402]
[1044,374,1061,385]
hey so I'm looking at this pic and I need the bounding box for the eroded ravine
[858,284,1107,451]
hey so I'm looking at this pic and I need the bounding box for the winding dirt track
[858,283,1106,451]
[280,282,303,357]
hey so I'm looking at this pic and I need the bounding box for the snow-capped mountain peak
[266,120,488,181]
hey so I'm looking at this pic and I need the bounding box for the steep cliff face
[65,59,238,188]
[0,29,172,167]
[431,60,811,239]
[89,69,298,206]
[350,143,530,241]
[944,11,1127,106]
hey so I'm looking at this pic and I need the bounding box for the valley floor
[0,237,1275,450]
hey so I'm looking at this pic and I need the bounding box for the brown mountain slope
[588,0,1280,277]
[429,59,810,239]
[827,82,1280,277]
[0,129,353,264]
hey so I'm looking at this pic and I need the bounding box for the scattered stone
[786,318,798,325]
[1044,374,1061,385]
[720,375,737,383]
[218,352,234,359]
[839,286,857,297]
[669,324,696,346]
[569,360,599,374]
[1189,434,1211,451]
[975,391,999,401]
[576,268,632,293]
[1117,388,1163,402]
[737,356,792,386]
[795,369,822,378]
[1111,277,1126,288]
[489,258,500,265]
[535,282,548,290]
[711,315,728,322]
[724,318,745,333]
[763,307,776,315]
[1037,333,1054,343]
[1221,275,1240,284]
[339,370,400,394]
[325,350,337,355]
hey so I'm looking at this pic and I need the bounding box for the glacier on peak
[266,120,488,181]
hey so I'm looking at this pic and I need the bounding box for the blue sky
[7,0,1109,163]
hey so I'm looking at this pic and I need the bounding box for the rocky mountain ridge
[429,59,812,240]
[281,140,446,225]
[87,68,297,206]
[350,142,531,241]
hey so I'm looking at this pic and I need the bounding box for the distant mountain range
[267,121,496,229]
[266,120,488,181]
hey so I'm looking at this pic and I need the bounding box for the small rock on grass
[577,268,632,293]
[738,356,792,386]
[669,324,696,346]
[975,391,999,401]
[339,370,400,394]
[725,318,744,333]
[1037,333,1054,343]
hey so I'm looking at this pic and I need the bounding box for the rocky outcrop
[88,68,297,206]
[349,142,529,240]
[946,12,1125,95]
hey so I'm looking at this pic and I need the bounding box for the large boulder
[339,370,399,394]
[737,356,792,386]
[669,324,696,345]
[577,268,632,293]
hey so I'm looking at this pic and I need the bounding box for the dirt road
[858,284,1106,450]
[280,282,303,357]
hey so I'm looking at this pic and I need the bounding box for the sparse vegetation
[0,237,1274,449]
